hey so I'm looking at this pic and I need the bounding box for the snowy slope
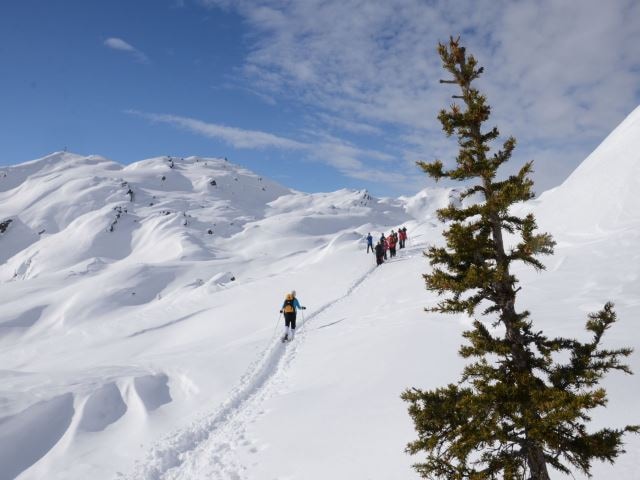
[0,153,438,480]
[2,101,640,480]
[533,104,640,235]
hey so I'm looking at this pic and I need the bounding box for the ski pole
[272,312,282,339]
[301,308,307,331]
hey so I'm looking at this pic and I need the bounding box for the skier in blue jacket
[366,233,374,253]
[280,290,306,342]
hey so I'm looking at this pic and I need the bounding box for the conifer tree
[402,37,638,480]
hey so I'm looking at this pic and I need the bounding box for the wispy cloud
[128,110,409,187]
[104,37,149,63]
[216,82,278,106]
[128,110,305,149]
[315,113,383,136]
[196,0,640,193]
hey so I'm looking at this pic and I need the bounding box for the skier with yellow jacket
[279,290,306,342]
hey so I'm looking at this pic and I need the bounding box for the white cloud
[104,37,149,63]
[128,111,305,149]
[216,82,278,106]
[315,113,383,136]
[197,0,640,193]
[128,110,407,186]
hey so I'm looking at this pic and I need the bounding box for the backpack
[283,294,295,313]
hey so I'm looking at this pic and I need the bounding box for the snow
[533,104,640,235]
[1,105,640,480]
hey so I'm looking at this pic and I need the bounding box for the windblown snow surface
[1,106,640,480]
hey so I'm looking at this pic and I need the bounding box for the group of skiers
[366,227,408,266]
[277,228,409,343]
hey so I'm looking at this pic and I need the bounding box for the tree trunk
[527,444,551,480]
[484,180,552,480]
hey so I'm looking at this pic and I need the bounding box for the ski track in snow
[122,261,382,480]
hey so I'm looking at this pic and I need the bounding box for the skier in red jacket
[388,231,397,258]
[398,227,406,249]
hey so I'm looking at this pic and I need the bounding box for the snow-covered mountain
[533,104,640,234]
[1,105,640,480]
[0,152,447,479]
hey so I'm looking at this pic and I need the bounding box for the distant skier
[366,233,374,253]
[388,231,397,258]
[398,227,406,249]
[380,233,388,260]
[126,188,134,202]
[401,227,408,248]
[374,241,384,266]
[279,290,306,342]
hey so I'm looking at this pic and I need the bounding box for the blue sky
[1,0,639,196]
